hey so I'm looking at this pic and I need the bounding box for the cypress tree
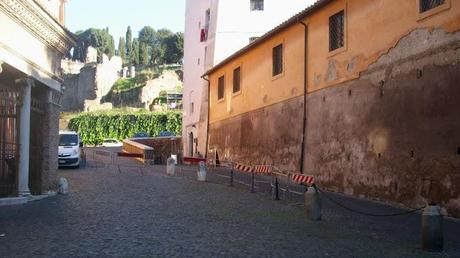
[132,38,140,65]
[118,37,126,62]
[139,42,149,65]
[126,26,133,65]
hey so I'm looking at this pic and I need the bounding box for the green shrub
[112,78,137,92]
[68,110,182,145]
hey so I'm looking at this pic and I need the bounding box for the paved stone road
[0,151,459,257]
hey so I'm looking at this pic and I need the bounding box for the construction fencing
[83,150,425,216]
[79,148,444,252]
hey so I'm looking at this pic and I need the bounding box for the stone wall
[40,92,60,192]
[141,70,182,109]
[208,29,460,217]
[209,96,304,172]
[108,70,183,110]
[61,48,122,112]
[28,87,61,194]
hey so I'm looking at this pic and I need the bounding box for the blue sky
[66,0,186,43]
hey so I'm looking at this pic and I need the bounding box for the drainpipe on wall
[201,75,210,159]
[299,21,308,174]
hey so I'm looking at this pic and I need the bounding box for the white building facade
[0,0,75,200]
[183,0,317,158]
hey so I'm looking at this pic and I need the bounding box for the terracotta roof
[203,0,333,77]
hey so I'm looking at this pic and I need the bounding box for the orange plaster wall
[306,0,460,92]
[209,0,460,123]
[209,25,305,123]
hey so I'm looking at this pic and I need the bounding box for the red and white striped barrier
[253,165,272,174]
[291,174,315,185]
[234,163,253,173]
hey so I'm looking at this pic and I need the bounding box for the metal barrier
[83,152,438,252]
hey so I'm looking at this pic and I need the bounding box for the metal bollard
[229,168,234,187]
[197,161,207,182]
[166,157,175,176]
[422,205,443,252]
[304,185,321,221]
[274,177,280,200]
[250,172,255,193]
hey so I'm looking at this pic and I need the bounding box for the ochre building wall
[207,0,460,216]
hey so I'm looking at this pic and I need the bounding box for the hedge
[68,111,182,145]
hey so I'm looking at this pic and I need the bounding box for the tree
[139,26,157,46]
[118,37,126,62]
[72,28,116,62]
[135,26,184,67]
[163,32,184,64]
[126,26,133,66]
[132,38,140,65]
[139,42,149,65]
[151,44,165,66]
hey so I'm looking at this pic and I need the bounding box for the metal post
[422,205,443,252]
[229,167,234,187]
[250,172,255,193]
[274,177,280,200]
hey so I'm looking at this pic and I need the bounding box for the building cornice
[0,0,76,55]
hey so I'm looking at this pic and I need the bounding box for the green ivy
[68,110,182,145]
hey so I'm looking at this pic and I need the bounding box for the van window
[59,135,78,146]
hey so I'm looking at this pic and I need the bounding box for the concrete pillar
[16,78,34,196]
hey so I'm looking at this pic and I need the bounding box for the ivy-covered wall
[68,111,182,145]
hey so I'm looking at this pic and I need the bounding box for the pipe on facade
[299,21,308,174]
[201,75,211,159]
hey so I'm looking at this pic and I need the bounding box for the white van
[58,131,83,168]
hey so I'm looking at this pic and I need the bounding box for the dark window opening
[457,147,460,155]
[250,0,264,11]
[218,76,225,100]
[272,44,283,76]
[233,67,241,93]
[420,0,445,13]
[329,10,345,52]
[410,150,415,158]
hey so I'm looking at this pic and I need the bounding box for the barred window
[250,0,264,11]
[329,10,345,52]
[218,76,225,100]
[233,67,241,93]
[272,44,283,76]
[420,0,445,13]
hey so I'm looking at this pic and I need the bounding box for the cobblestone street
[0,152,459,257]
